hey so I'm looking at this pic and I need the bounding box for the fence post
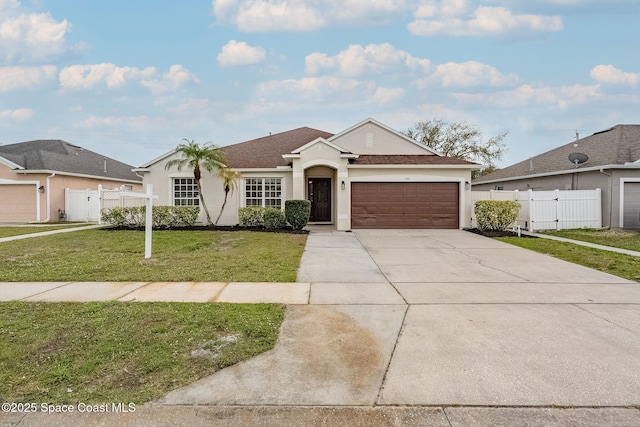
[528,189,534,232]
[98,185,103,225]
[554,189,560,230]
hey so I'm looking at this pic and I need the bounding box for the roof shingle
[223,127,334,168]
[474,124,640,183]
[352,155,478,165]
[0,140,141,182]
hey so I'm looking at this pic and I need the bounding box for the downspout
[32,173,56,223]
[599,169,612,229]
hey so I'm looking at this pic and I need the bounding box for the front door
[308,178,331,222]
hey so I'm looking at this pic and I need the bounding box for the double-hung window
[245,178,282,208]
[173,178,199,206]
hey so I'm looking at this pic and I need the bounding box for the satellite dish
[568,152,588,166]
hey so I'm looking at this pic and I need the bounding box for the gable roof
[223,127,334,168]
[329,117,442,155]
[474,124,640,184]
[0,140,142,182]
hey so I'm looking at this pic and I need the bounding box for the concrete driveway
[162,228,640,423]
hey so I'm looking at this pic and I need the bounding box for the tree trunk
[215,191,229,225]
[196,179,212,224]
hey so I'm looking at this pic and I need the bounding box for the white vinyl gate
[64,186,144,223]
[64,189,101,222]
[472,189,602,231]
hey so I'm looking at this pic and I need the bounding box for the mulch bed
[103,224,309,234]
[465,228,536,238]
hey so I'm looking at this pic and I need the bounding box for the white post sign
[121,184,158,259]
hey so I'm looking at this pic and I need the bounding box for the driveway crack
[375,304,409,405]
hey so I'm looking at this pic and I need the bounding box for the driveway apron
[164,229,640,409]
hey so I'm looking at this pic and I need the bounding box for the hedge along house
[135,118,479,230]
[0,140,142,223]
[473,125,640,229]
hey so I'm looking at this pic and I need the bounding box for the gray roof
[0,140,142,182]
[474,124,640,183]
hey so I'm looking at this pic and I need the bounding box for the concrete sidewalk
[529,231,640,257]
[0,224,105,243]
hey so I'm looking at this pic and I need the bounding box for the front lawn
[542,228,640,252]
[0,301,284,404]
[0,229,307,282]
[497,237,640,282]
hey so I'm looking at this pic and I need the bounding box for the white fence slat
[471,188,601,231]
[63,186,145,223]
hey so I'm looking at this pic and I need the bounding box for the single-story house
[473,125,640,229]
[136,118,479,230]
[0,140,142,223]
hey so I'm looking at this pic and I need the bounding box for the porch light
[341,181,345,190]
[465,181,470,191]
[38,185,45,193]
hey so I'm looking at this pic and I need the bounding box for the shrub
[101,206,199,228]
[263,208,286,229]
[474,200,521,231]
[238,207,265,227]
[285,200,311,231]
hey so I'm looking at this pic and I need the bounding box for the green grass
[497,237,640,282]
[0,301,284,404]
[542,228,640,252]
[0,224,88,238]
[0,229,307,282]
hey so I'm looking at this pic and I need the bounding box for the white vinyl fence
[64,186,144,223]
[471,189,602,231]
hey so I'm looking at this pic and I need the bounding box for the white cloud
[257,76,376,102]
[141,64,200,94]
[372,87,406,105]
[453,83,601,109]
[305,43,431,77]
[0,1,85,63]
[217,40,266,66]
[414,60,519,88]
[0,107,34,121]
[59,63,156,90]
[74,115,165,129]
[211,0,410,32]
[58,63,198,94]
[590,64,639,86]
[0,65,57,91]
[408,4,563,37]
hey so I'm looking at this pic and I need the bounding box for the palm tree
[215,168,239,225]
[165,139,226,225]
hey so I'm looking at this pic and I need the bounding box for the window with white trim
[245,178,282,208]
[173,178,199,206]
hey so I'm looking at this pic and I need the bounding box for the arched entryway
[305,166,336,224]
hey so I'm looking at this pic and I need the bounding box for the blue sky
[1,0,639,168]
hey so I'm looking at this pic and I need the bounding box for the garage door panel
[351,182,459,229]
[623,182,640,229]
[0,185,37,222]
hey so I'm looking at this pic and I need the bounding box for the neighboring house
[0,140,142,223]
[473,125,640,229]
[136,118,479,230]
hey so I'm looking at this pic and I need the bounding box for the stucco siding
[333,122,431,155]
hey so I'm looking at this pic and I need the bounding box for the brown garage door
[351,182,459,229]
